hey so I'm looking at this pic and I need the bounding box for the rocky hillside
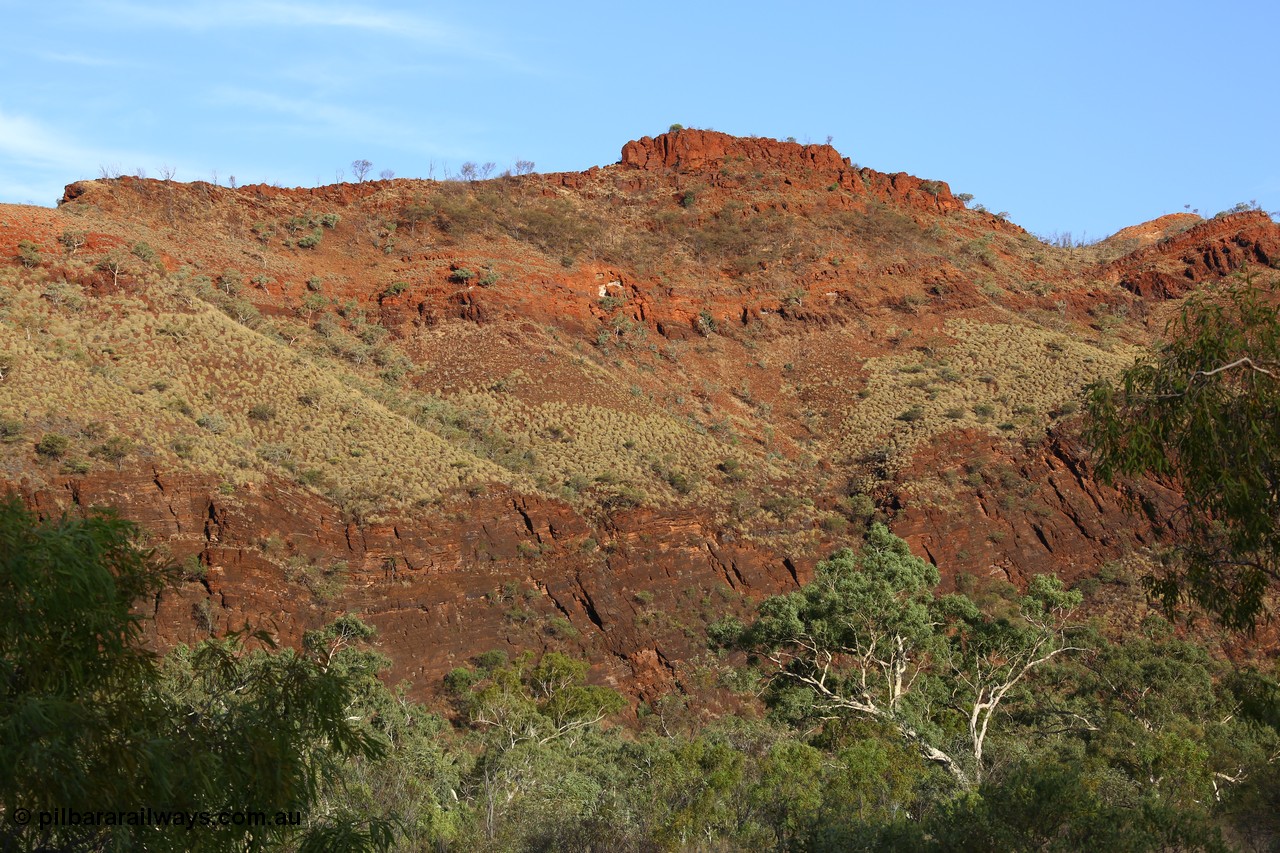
[2,129,1276,700]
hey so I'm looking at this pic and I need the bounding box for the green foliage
[380,281,408,299]
[88,435,133,464]
[247,402,277,422]
[735,524,1081,788]
[34,433,69,459]
[1086,270,1280,628]
[3,499,1257,852]
[453,651,624,747]
[57,230,87,254]
[15,240,40,268]
[0,497,393,851]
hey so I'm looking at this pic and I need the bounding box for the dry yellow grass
[836,319,1138,465]
[0,270,516,516]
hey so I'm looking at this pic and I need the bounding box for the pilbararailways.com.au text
[9,807,302,831]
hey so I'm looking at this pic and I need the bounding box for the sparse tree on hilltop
[351,159,373,182]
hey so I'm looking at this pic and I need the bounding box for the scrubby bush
[247,403,277,422]
[58,230,87,254]
[35,433,70,459]
[16,240,41,268]
[89,436,133,465]
[195,413,228,434]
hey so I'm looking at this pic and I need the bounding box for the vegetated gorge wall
[15,427,1170,703]
[6,130,1280,699]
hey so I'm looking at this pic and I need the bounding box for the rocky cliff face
[20,467,809,701]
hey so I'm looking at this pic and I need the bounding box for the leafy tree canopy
[1086,270,1280,629]
[0,495,392,852]
[720,523,1082,788]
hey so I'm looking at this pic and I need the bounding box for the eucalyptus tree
[1087,269,1280,629]
[722,524,1082,788]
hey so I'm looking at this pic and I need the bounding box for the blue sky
[2,0,1276,238]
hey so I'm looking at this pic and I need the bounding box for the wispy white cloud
[0,110,109,204]
[35,51,134,68]
[0,108,196,202]
[206,87,475,159]
[95,0,533,69]
[103,1,469,49]
[0,109,107,173]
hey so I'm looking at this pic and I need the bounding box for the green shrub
[296,230,322,249]
[247,403,277,422]
[547,617,579,639]
[696,310,716,336]
[195,413,228,434]
[16,240,40,268]
[88,436,133,464]
[35,434,70,459]
[820,513,850,534]
[57,231,87,254]
[665,470,695,495]
[179,554,206,581]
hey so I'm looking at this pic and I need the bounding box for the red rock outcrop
[892,429,1181,589]
[1101,210,1280,299]
[620,128,965,215]
[621,129,850,173]
[18,468,808,703]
